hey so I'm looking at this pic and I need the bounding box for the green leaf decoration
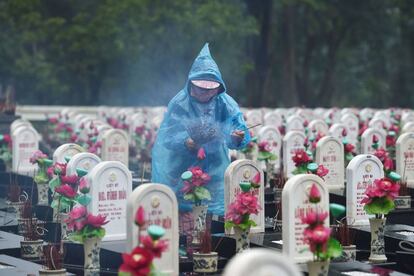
[327,238,342,258]
[49,177,60,191]
[257,151,277,161]
[364,197,395,215]
[183,193,195,202]
[194,187,211,201]
[76,194,91,206]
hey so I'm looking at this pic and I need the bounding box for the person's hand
[231,130,245,141]
[186,138,196,149]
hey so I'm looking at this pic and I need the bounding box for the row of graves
[0,107,413,275]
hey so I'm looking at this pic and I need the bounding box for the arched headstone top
[66,152,101,176]
[53,143,85,164]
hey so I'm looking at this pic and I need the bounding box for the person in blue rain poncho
[152,43,250,216]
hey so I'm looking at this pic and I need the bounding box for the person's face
[190,84,220,103]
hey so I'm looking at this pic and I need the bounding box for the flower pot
[20,240,43,260]
[84,237,101,275]
[233,226,250,253]
[369,217,387,263]
[17,218,38,235]
[307,260,330,276]
[39,269,67,276]
[192,205,208,232]
[9,201,25,218]
[193,251,218,273]
[334,244,356,262]
[37,183,49,205]
[395,196,411,209]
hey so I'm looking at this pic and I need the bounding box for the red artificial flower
[235,192,261,215]
[342,128,347,137]
[251,172,261,187]
[372,134,379,144]
[3,134,11,144]
[135,206,146,227]
[135,126,145,135]
[70,134,78,143]
[119,247,154,276]
[376,178,400,200]
[55,184,77,198]
[54,163,67,176]
[309,183,321,203]
[48,117,58,124]
[197,147,206,160]
[224,202,243,224]
[389,124,399,133]
[79,177,90,193]
[383,158,394,172]
[373,148,388,162]
[344,143,355,153]
[292,149,312,166]
[386,135,396,147]
[140,235,168,258]
[61,175,78,185]
[316,165,329,178]
[258,141,272,152]
[86,213,109,228]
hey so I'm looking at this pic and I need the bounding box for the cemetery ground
[0,106,413,275]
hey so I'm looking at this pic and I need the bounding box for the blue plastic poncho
[152,43,250,215]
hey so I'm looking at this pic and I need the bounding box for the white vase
[307,260,330,276]
[20,240,43,260]
[233,226,250,253]
[83,237,101,275]
[39,269,67,276]
[192,205,208,232]
[334,244,356,262]
[9,201,25,219]
[59,213,70,241]
[369,217,387,263]
[37,184,49,205]
[193,252,218,273]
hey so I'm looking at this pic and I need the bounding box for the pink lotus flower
[292,149,312,166]
[342,128,347,137]
[140,235,168,258]
[66,206,87,231]
[47,166,55,177]
[135,206,146,227]
[55,184,77,198]
[316,165,329,178]
[119,247,153,276]
[135,126,145,135]
[309,183,321,203]
[29,150,48,164]
[374,148,388,162]
[345,143,355,153]
[301,210,328,227]
[70,134,78,142]
[86,213,109,228]
[372,134,379,144]
[197,147,206,160]
[376,178,400,200]
[304,225,331,253]
[386,135,396,147]
[258,141,272,152]
[235,192,261,215]
[54,163,67,176]
[48,117,58,124]
[251,172,261,187]
[225,203,243,224]
[383,158,394,171]
[79,177,90,193]
[61,175,78,185]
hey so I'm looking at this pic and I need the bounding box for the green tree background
[0,0,413,108]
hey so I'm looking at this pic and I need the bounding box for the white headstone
[341,113,359,145]
[87,161,132,241]
[53,143,85,164]
[369,118,386,131]
[402,122,414,134]
[346,154,384,226]
[264,112,283,128]
[315,136,344,190]
[66,152,101,176]
[12,125,39,175]
[282,174,329,263]
[283,131,306,178]
[308,119,329,136]
[126,183,179,276]
[223,249,302,276]
[360,128,386,154]
[329,123,349,142]
[360,108,374,122]
[257,126,282,173]
[10,119,31,134]
[224,159,265,234]
[401,112,414,127]
[396,132,414,188]
[101,129,129,167]
[245,110,263,136]
[286,115,305,133]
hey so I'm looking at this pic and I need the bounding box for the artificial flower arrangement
[119,207,168,276]
[302,184,342,269]
[291,149,329,180]
[240,131,256,157]
[133,125,155,162]
[65,205,108,243]
[257,141,277,162]
[30,150,53,184]
[224,172,261,232]
[0,134,12,168]
[181,166,212,206]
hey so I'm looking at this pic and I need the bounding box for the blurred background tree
[0,0,413,108]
